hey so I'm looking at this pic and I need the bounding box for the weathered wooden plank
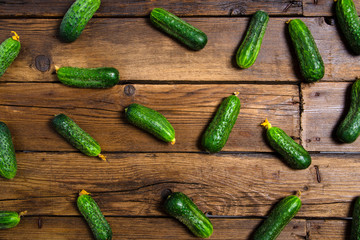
[1,152,360,218]
[0,83,299,152]
[0,0,302,17]
[307,219,350,240]
[301,82,360,152]
[0,217,306,240]
[0,17,355,82]
[303,0,360,17]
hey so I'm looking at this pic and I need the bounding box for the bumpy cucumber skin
[253,195,301,240]
[150,8,208,50]
[0,36,20,78]
[267,126,311,169]
[201,95,241,153]
[236,10,269,69]
[336,0,360,54]
[336,80,360,143]
[351,197,360,240]
[125,103,175,143]
[0,122,17,179]
[288,19,324,83]
[60,0,100,42]
[77,194,112,240]
[52,114,101,157]
[164,192,213,238]
[57,67,119,88]
[0,211,21,229]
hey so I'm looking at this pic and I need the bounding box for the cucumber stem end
[171,138,176,145]
[19,211,27,217]
[11,31,19,41]
[79,189,90,196]
[98,154,107,162]
[261,118,272,129]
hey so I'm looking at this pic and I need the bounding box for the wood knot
[314,92,321,97]
[124,85,136,96]
[160,188,172,200]
[38,217,43,229]
[324,17,335,26]
[35,55,51,72]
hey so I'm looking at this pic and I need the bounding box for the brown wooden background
[0,0,359,239]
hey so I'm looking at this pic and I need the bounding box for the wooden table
[0,0,359,239]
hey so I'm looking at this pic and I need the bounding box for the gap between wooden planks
[0,17,355,82]
[1,152,360,218]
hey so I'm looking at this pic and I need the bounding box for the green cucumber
[335,0,360,54]
[261,119,311,169]
[56,66,119,88]
[253,194,302,240]
[164,192,213,238]
[77,190,112,240]
[0,211,26,229]
[0,121,17,179]
[150,8,208,50]
[52,113,106,161]
[125,103,175,144]
[236,10,269,69]
[59,0,100,42]
[288,19,324,83]
[0,31,21,78]
[336,79,360,143]
[351,197,360,240]
[201,92,241,153]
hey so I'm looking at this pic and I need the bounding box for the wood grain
[307,219,350,240]
[301,82,360,152]
[0,17,356,82]
[1,152,360,218]
[303,0,360,17]
[0,0,302,17]
[0,217,306,240]
[0,83,299,152]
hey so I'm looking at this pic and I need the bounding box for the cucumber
[261,119,311,169]
[236,10,269,69]
[55,66,119,88]
[0,121,17,179]
[351,197,360,240]
[288,19,324,83]
[201,92,241,153]
[52,113,106,161]
[164,192,213,238]
[0,211,26,229]
[59,0,100,42]
[77,190,112,240]
[253,194,302,240]
[335,0,360,54]
[125,103,175,144]
[0,31,21,78]
[336,79,360,143]
[150,8,208,50]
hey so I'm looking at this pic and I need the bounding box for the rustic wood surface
[301,82,360,152]
[0,217,307,240]
[1,152,360,218]
[0,0,302,17]
[0,83,299,152]
[1,0,359,239]
[0,17,358,83]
